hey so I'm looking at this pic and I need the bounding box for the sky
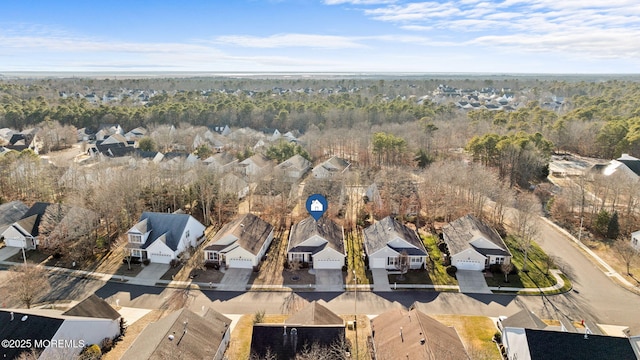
[1,0,640,74]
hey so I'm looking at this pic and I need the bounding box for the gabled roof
[240,153,272,168]
[62,294,121,320]
[313,156,350,174]
[0,310,64,360]
[499,310,548,330]
[442,214,509,256]
[371,308,469,360]
[522,328,636,360]
[616,153,640,176]
[136,212,194,251]
[276,154,311,172]
[288,216,344,255]
[122,308,231,360]
[16,202,52,237]
[363,216,427,255]
[285,301,344,326]
[205,214,273,256]
[0,200,29,232]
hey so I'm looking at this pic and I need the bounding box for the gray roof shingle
[138,212,193,251]
[288,216,345,255]
[442,214,510,256]
[205,214,273,256]
[363,216,426,255]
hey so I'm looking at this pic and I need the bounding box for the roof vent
[420,338,426,345]
[21,315,28,322]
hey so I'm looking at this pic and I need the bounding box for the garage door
[227,257,253,269]
[370,258,385,269]
[314,259,343,270]
[149,253,172,264]
[455,259,484,271]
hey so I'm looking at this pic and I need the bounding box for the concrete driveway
[456,270,492,294]
[131,263,169,286]
[0,247,20,261]
[371,268,391,292]
[219,268,252,291]
[315,269,344,291]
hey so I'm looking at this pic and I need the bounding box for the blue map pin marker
[306,194,328,221]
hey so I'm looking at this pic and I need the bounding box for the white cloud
[213,33,367,49]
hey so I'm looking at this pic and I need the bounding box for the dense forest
[2,75,640,160]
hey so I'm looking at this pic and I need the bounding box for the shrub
[493,331,502,343]
[142,259,150,266]
[489,264,502,274]
[301,262,309,269]
[100,337,114,352]
[283,259,290,269]
[342,265,348,272]
[80,344,101,360]
[446,265,457,276]
[205,262,219,270]
[169,259,180,268]
[122,256,141,264]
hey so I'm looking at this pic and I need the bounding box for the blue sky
[1,0,640,73]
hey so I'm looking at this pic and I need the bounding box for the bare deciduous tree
[6,262,51,309]
[395,251,410,281]
[613,239,638,275]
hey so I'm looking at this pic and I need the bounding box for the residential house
[203,152,238,173]
[590,153,640,179]
[0,200,29,234]
[252,179,294,212]
[124,126,147,142]
[122,308,231,360]
[311,156,350,179]
[6,129,41,153]
[287,216,345,269]
[219,173,250,199]
[1,202,96,250]
[203,213,274,269]
[251,301,345,359]
[275,154,312,181]
[239,153,274,177]
[632,230,640,251]
[497,310,553,332]
[502,327,637,360]
[125,212,206,264]
[441,214,512,271]
[0,296,121,360]
[363,216,428,270]
[95,124,124,141]
[371,308,469,360]
[302,179,346,217]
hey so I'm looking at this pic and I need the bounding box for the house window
[129,234,142,244]
[207,252,218,261]
[634,238,638,246]
[411,257,422,263]
[186,230,190,238]
[131,249,142,258]
[495,257,504,265]
[292,253,304,262]
[388,257,398,266]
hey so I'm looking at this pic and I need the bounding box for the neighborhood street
[1,212,639,334]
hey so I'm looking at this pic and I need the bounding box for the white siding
[313,248,345,269]
[225,247,255,268]
[369,247,399,270]
[41,318,120,359]
[451,248,486,271]
[146,240,175,264]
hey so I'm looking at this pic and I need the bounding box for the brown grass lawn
[251,229,292,286]
[584,238,640,287]
[341,314,372,360]
[113,262,145,277]
[431,315,500,360]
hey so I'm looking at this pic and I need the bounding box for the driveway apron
[456,270,492,294]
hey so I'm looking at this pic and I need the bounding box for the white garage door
[149,253,172,264]
[455,259,484,271]
[370,258,385,269]
[314,259,343,270]
[227,257,253,269]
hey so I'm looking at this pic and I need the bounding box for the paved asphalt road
[2,214,638,333]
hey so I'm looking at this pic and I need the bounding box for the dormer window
[129,234,143,243]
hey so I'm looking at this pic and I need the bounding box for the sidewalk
[0,259,568,294]
[540,217,639,291]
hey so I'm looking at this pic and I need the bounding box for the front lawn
[485,235,558,289]
[431,315,500,360]
[422,234,458,285]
